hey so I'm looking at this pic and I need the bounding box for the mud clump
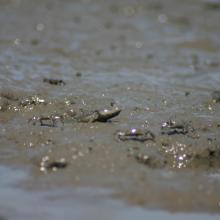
[192,147,220,169]
[211,90,220,102]
[0,99,10,112]
[0,91,47,113]
[135,153,167,169]
[0,91,20,112]
[0,92,19,101]
[19,95,47,107]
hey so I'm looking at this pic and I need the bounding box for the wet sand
[0,0,220,219]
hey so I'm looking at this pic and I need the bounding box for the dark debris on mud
[40,156,68,172]
[43,78,66,86]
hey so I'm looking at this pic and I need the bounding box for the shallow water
[1,0,220,218]
[0,166,220,220]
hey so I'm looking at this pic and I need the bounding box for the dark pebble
[75,72,82,77]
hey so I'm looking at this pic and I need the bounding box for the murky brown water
[1,0,220,219]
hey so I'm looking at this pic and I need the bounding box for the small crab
[43,78,66,86]
[161,119,192,135]
[116,128,155,142]
[28,114,64,127]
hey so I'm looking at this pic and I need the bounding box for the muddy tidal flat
[0,0,220,219]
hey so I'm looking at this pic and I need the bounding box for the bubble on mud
[13,38,21,45]
[208,105,213,111]
[135,41,143,49]
[158,14,167,23]
[131,128,137,133]
[36,23,45,32]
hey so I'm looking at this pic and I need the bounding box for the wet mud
[0,0,220,217]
